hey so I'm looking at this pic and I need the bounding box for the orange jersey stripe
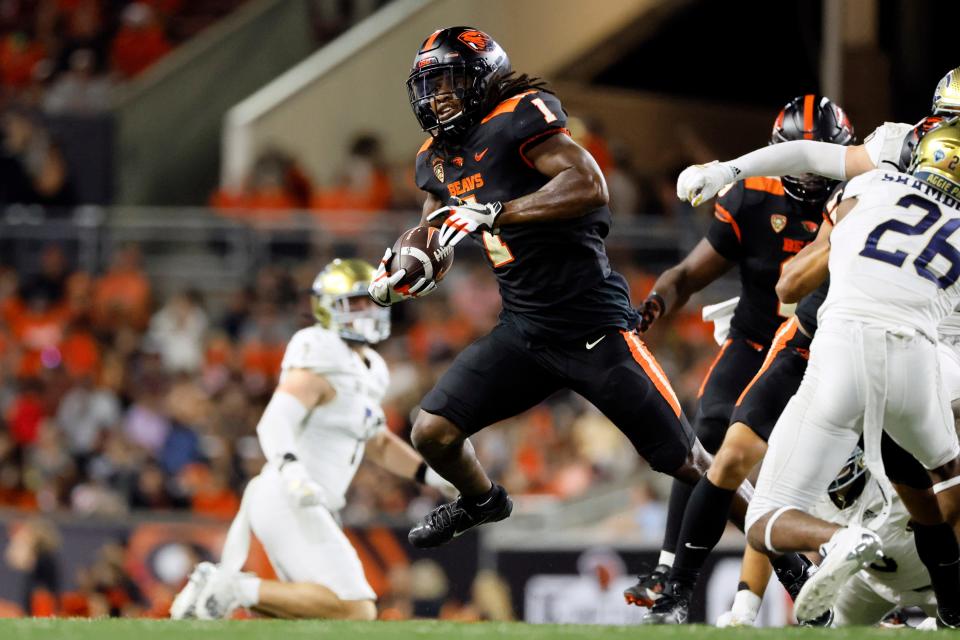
[698,338,732,398]
[803,94,815,139]
[480,90,538,124]
[735,317,798,406]
[714,204,742,243]
[622,330,681,417]
[743,176,786,196]
[417,137,433,155]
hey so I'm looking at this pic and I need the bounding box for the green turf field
[0,619,945,640]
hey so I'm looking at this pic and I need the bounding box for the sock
[663,478,694,554]
[671,478,734,590]
[730,587,762,621]
[235,574,261,607]
[658,550,675,568]
[462,482,497,508]
[912,521,960,611]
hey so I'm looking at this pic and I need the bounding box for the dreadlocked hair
[489,72,553,106]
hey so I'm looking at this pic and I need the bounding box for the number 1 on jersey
[531,97,558,123]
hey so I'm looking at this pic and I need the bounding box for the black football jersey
[415,90,638,341]
[707,178,824,344]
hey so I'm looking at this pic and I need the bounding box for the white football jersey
[279,325,389,511]
[812,479,928,595]
[820,170,960,340]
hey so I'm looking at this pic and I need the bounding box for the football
[388,225,455,290]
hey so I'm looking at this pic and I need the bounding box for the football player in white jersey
[170,259,455,621]
[743,118,960,628]
[674,67,960,404]
[720,447,937,627]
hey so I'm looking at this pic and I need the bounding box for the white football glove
[676,160,738,206]
[423,467,459,500]
[426,201,503,247]
[367,247,437,307]
[279,457,327,508]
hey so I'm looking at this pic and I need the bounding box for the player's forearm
[364,428,422,478]
[776,247,829,303]
[725,140,848,182]
[497,166,607,225]
[651,264,705,317]
[256,391,309,463]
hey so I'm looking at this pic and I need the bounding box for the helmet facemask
[828,447,868,510]
[313,292,390,345]
[408,62,486,141]
[780,171,838,203]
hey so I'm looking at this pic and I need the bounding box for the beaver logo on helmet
[458,30,493,52]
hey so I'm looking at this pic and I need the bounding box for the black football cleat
[639,583,690,625]
[408,484,512,548]
[623,563,670,607]
[775,553,832,626]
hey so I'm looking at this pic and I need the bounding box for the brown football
[388,225,454,292]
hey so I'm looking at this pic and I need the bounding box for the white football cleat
[716,609,757,627]
[794,525,883,621]
[195,566,243,620]
[170,561,215,619]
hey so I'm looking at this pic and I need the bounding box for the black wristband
[414,461,429,484]
[280,452,298,470]
[647,292,666,317]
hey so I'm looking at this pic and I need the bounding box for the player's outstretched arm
[364,428,458,498]
[677,142,876,206]
[496,133,608,226]
[256,369,335,507]
[776,221,834,303]
[639,239,734,331]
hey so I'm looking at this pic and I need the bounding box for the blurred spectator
[19,243,68,305]
[6,377,46,446]
[606,142,640,216]
[147,290,208,374]
[210,148,312,214]
[43,48,112,114]
[311,133,392,212]
[0,31,46,90]
[110,3,171,79]
[3,518,61,613]
[92,244,151,332]
[0,108,73,205]
[129,459,185,510]
[56,373,120,457]
[569,116,614,175]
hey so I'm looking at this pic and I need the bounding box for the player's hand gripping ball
[426,201,503,247]
[368,226,454,306]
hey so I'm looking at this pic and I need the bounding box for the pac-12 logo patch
[432,159,444,182]
[770,214,787,233]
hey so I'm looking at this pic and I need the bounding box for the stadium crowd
[0,239,722,520]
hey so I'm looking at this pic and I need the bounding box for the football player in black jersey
[624,96,855,623]
[649,117,960,627]
[368,26,752,549]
